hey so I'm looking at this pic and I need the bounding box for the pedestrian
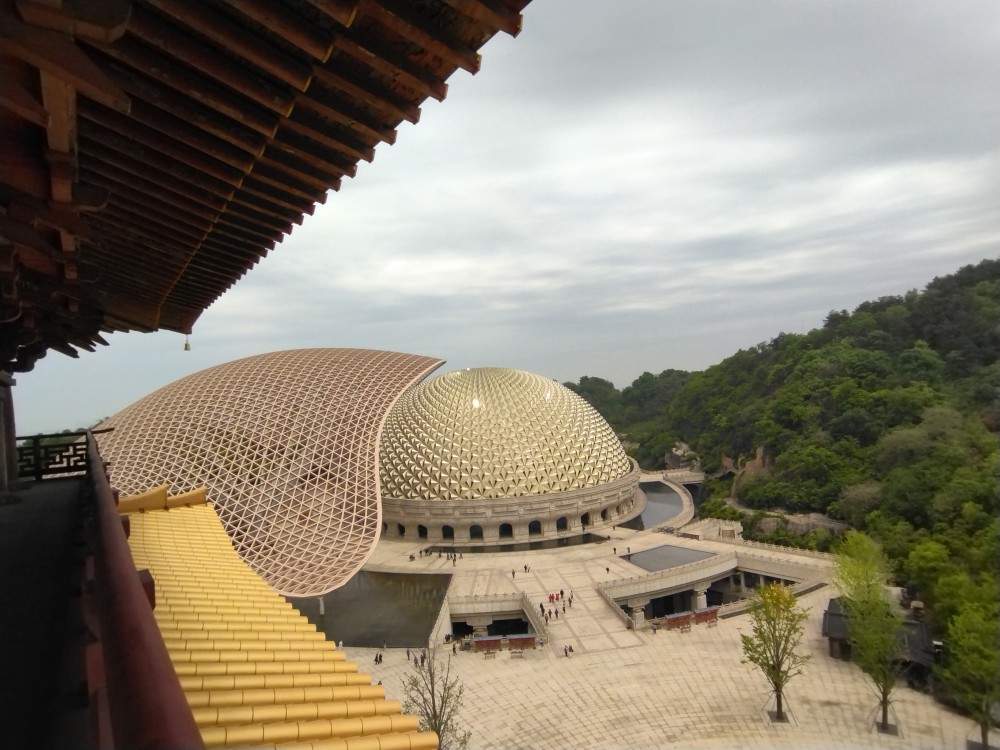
[414,656,419,667]
[545,613,550,623]
[606,567,610,574]
[378,680,382,685]
[555,609,559,620]
[559,589,564,598]
[420,654,426,667]
[383,640,387,650]
[562,604,565,614]
[453,557,456,566]
[512,569,516,579]
[614,547,617,554]
[569,597,572,607]
[548,608,552,618]
[564,645,569,657]
[406,648,411,660]
[453,642,457,655]
[628,547,631,554]
[338,640,343,649]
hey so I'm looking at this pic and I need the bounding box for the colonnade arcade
[380,461,642,546]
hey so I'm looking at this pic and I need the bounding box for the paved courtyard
[360,484,983,749]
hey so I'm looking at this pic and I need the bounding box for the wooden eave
[0,0,530,372]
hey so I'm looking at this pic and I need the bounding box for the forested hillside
[566,258,999,629]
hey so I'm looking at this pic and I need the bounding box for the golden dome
[380,368,631,502]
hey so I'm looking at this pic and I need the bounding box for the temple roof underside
[0,0,529,373]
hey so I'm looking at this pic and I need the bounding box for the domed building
[95,348,444,596]
[379,368,641,544]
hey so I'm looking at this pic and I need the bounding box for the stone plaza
[361,500,980,750]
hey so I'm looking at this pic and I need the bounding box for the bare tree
[740,582,810,722]
[401,649,471,750]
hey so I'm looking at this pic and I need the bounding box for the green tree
[740,583,810,722]
[936,603,1000,750]
[401,649,471,750]
[834,531,904,734]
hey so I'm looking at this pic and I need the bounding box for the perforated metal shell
[379,368,632,501]
[96,349,443,596]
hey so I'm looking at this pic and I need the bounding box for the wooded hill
[566,258,999,630]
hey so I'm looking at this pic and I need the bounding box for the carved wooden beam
[304,0,359,28]
[16,0,132,43]
[282,115,375,163]
[442,0,522,37]
[0,76,49,127]
[78,109,245,191]
[363,0,481,75]
[127,6,296,116]
[86,36,278,136]
[295,90,396,145]
[222,0,333,62]
[331,25,447,102]
[144,0,313,91]
[1,10,130,113]
[312,64,420,124]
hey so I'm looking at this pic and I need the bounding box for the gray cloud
[14,0,1000,433]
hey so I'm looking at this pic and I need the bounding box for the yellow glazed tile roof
[125,497,437,750]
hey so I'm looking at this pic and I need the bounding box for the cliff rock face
[755,513,848,535]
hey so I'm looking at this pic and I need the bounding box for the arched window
[499,523,513,539]
[397,523,406,537]
[442,525,455,540]
[600,509,609,521]
[470,525,484,540]
[581,512,591,528]
[556,516,568,532]
[418,525,428,539]
[528,520,542,536]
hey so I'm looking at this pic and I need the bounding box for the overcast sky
[14,0,1000,434]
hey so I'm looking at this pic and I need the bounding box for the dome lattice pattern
[380,368,632,501]
[97,349,443,596]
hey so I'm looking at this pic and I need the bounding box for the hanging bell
[184,335,191,351]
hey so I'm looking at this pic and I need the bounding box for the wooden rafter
[1,0,531,373]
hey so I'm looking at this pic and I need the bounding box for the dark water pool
[620,482,684,531]
[626,544,716,572]
[286,570,451,649]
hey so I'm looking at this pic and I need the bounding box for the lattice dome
[96,349,443,596]
[380,368,632,501]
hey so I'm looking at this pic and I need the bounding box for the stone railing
[428,577,456,648]
[521,593,548,641]
[601,552,739,600]
[595,584,634,629]
[718,575,829,618]
[710,534,835,561]
[448,592,547,642]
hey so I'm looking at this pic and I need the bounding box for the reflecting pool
[620,482,685,531]
[626,544,715,572]
[287,570,451,648]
